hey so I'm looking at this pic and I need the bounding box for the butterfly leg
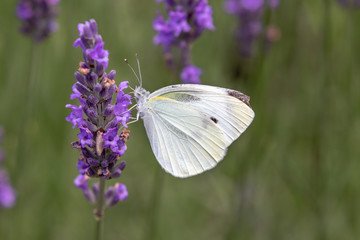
[126,111,140,125]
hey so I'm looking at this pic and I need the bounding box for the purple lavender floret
[66,19,130,207]
[74,175,96,203]
[337,0,360,7]
[153,0,215,83]
[0,128,16,208]
[180,65,202,84]
[16,0,60,41]
[224,0,280,57]
[105,183,128,207]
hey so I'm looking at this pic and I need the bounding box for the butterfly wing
[142,97,227,177]
[149,84,255,147]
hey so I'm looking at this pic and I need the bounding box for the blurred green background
[1,0,360,239]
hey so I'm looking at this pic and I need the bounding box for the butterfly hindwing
[142,97,227,177]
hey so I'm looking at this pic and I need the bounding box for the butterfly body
[134,84,255,178]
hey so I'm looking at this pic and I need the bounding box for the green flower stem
[94,177,106,240]
[15,43,40,181]
[144,167,164,240]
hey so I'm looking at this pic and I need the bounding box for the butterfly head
[134,86,150,103]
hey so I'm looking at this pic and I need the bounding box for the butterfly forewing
[150,85,255,147]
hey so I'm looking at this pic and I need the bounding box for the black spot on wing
[210,117,218,124]
[227,90,251,107]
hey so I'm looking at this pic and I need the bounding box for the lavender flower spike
[0,128,16,208]
[154,0,215,83]
[66,19,131,209]
[224,0,280,57]
[16,0,60,41]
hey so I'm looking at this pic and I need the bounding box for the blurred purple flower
[337,0,360,7]
[0,129,16,208]
[105,183,128,207]
[154,0,215,83]
[0,171,16,208]
[74,175,96,203]
[180,65,202,84]
[66,19,130,208]
[224,0,280,57]
[16,0,60,41]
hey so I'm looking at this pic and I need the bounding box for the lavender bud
[84,189,96,204]
[105,117,119,129]
[107,84,117,98]
[75,82,91,96]
[84,120,98,132]
[83,23,93,40]
[84,106,98,119]
[87,158,100,167]
[80,62,88,69]
[75,72,87,86]
[99,84,117,101]
[87,94,98,105]
[118,161,126,171]
[107,153,118,162]
[83,50,94,64]
[86,167,97,177]
[95,62,106,76]
[95,35,103,45]
[94,83,102,93]
[89,19,98,35]
[108,163,115,172]
[104,104,114,117]
[87,72,98,86]
[82,148,95,159]
[103,98,112,109]
[107,70,116,80]
[105,186,115,199]
[101,160,109,168]
[111,161,126,178]
[99,86,107,99]
[92,182,99,197]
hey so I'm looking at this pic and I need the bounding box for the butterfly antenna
[136,53,143,87]
[124,58,141,86]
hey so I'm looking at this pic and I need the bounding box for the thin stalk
[310,1,331,239]
[15,43,40,179]
[94,177,106,240]
[144,167,165,240]
[348,9,357,111]
[250,6,273,105]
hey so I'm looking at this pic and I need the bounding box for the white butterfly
[132,83,255,178]
[126,57,254,178]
